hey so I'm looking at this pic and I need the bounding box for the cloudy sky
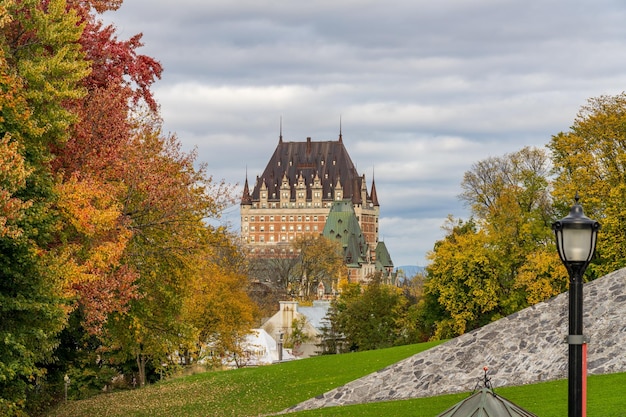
[103,0,626,267]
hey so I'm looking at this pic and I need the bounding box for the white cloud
[102,0,626,266]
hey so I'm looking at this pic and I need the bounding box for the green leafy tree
[284,316,313,357]
[0,1,90,413]
[329,274,414,351]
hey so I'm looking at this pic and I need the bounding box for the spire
[279,116,283,144]
[241,168,252,205]
[339,115,343,142]
[370,168,379,206]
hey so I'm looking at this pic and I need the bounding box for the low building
[261,300,331,358]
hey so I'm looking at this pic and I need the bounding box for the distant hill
[394,265,425,278]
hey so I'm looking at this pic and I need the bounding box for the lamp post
[278,331,284,362]
[552,195,600,417]
[63,374,70,402]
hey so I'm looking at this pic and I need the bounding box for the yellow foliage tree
[549,93,626,277]
[292,235,347,299]
[53,174,138,333]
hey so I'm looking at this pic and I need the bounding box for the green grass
[47,341,626,417]
[285,373,626,417]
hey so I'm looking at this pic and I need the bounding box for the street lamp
[552,195,600,417]
[63,374,71,402]
[278,331,284,362]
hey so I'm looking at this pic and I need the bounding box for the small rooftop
[436,388,538,417]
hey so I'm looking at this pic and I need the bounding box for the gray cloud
[103,0,626,266]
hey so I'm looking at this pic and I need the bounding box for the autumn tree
[549,93,626,277]
[291,235,347,299]
[99,114,236,386]
[424,217,502,338]
[181,229,257,368]
[425,147,560,339]
[247,255,299,291]
[0,1,91,413]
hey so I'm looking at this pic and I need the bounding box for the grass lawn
[285,373,626,416]
[47,341,626,417]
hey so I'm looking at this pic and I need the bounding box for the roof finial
[279,116,283,143]
[473,366,493,393]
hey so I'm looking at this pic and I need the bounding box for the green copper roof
[375,241,393,270]
[322,201,368,266]
[436,388,538,417]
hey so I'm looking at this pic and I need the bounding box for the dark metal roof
[243,136,370,203]
[435,388,539,417]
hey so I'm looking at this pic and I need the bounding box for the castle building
[240,131,394,285]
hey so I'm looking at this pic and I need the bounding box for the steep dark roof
[370,175,379,206]
[244,136,367,203]
[241,176,252,205]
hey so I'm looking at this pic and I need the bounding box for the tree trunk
[136,353,147,387]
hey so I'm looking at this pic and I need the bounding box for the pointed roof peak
[370,168,379,206]
[339,115,343,142]
[241,167,252,205]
